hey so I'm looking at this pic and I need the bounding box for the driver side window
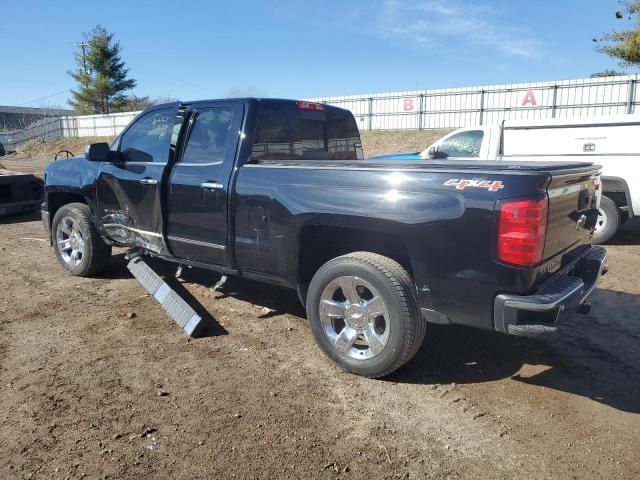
[119,109,174,163]
[438,130,484,158]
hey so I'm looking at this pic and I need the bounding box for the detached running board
[127,257,202,337]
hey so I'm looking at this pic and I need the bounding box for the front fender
[44,157,100,224]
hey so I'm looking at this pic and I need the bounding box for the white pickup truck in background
[420,115,640,243]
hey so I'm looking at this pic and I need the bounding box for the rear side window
[181,107,235,164]
[251,106,363,161]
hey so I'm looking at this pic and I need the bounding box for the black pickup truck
[42,98,607,377]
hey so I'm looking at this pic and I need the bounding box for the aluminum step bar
[127,257,203,337]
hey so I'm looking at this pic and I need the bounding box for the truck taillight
[497,197,548,267]
[297,101,326,111]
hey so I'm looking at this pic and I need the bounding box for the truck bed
[237,158,600,330]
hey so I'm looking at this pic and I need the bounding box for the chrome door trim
[167,235,226,250]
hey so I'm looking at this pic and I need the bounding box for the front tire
[593,196,620,244]
[306,252,426,378]
[52,203,112,276]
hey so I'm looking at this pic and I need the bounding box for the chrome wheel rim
[55,216,85,266]
[595,208,607,233]
[319,276,390,360]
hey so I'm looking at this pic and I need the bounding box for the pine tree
[68,26,137,114]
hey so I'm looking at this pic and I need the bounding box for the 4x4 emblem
[444,179,505,192]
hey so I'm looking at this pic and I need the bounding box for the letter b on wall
[403,97,415,111]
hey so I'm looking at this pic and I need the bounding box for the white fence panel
[65,111,140,138]
[310,74,640,130]
[11,74,635,142]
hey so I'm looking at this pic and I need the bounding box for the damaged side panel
[96,162,169,255]
[93,104,180,256]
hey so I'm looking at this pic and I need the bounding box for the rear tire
[306,252,426,378]
[52,203,112,276]
[593,195,620,244]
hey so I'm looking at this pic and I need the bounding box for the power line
[17,89,71,106]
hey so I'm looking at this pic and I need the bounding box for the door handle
[201,182,224,191]
[139,178,158,185]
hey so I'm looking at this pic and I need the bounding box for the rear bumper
[494,246,607,336]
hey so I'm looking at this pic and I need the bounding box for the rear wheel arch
[296,225,414,300]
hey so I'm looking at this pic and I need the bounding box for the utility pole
[72,42,89,75]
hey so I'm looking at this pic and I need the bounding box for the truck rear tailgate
[543,166,600,262]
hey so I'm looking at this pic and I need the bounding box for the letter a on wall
[522,90,537,106]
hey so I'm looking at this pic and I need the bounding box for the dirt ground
[360,130,451,158]
[1,140,640,479]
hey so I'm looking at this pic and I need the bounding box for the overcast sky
[0,0,627,107]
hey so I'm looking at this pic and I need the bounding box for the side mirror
[427,146,448,159]
[84,143,111,162]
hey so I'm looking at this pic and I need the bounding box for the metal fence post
[551,84,558,118]
[368,97,373,131]
[479,90,485,125]
[627,78,636,114]
[418,94,424,130]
